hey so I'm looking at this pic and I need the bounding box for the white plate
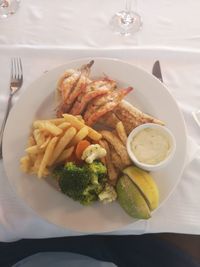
[3,58,187,233]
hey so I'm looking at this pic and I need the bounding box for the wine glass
[110,0,142,36]
[0,0,20,19]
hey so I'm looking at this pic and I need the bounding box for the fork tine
[18,57,23,80]
[10,57,23,95]
[11,57,23,80]
[11,58,14,79]
[16,57,20,79]
[13,57,17,79]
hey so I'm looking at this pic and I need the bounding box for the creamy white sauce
[131,128,170,165]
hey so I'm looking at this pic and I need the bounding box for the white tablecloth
[0,1,200,242]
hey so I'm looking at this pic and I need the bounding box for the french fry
[62,114,102,141]
[116,121,127,145]
[38,137,58,178]
[25,145,39,154]
[48,127,77,166]
[55,146,74,164]
[21,114,102,177]
[33,129,44,145]
[62,114,84,129]
[101,130,131,166]
[33,121,63,136]
[99,140,118,181]
[87,127,102,141]
[76,115,85,123]
[32,153,44,174]
[70,126,88,145]
[40,136,51,149]
[58,122,71,130]
[20,156,31,173]
[49,118,66,125]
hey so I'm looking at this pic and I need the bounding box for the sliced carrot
[75,140,91,160]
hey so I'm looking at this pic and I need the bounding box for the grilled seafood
[58,70,81,101]
[114,101,165,134]
[70,78,117,115]
[56,61,94,117]
[83,87,133,126]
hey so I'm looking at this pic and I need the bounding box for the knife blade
[152,60,163,82]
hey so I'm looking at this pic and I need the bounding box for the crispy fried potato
[87,127,102,141]
[63,114,101,141]
[33,121,63,136]
[33,129,45,146]
[116,121,127,145]
[55,146,74,164]
[99,140,118,182]
[76,115,85,123]
[38,137,58,178]
[32,153,44,174]
[70,126,88,145]
[58,122,71,130]
[101,130,131,166]
[21,114,102,177]
[62,114,84,129]
[20,156,31,173]
[40,136,51,149]
[49,118,66,125]
[25,145,39,154]
[111,150,126,170]
[48,127,77,166]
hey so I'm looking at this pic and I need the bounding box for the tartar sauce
[131,128,170,165]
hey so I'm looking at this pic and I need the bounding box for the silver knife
[152,60,163,82]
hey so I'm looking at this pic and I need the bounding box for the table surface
[0,0,200,241]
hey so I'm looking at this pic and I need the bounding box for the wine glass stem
[125,0,132,12]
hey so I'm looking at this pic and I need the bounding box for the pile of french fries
[99,121,132,185]
[20,114,102,178]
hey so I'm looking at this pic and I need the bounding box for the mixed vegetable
[53,161,117,205]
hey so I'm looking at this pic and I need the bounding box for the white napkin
[0,48,200,241]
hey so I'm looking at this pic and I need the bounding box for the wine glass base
[110,10,142,36]
[0,0,20,19]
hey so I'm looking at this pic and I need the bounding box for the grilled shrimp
[66,60,94,105]
[56,61,94,117]
[70,78,117,115]
[83,87,133,126]
[59,71,81,101]
[57,69,76,93]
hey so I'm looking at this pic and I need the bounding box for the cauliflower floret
[81,144,106,164]
[98,183,117,204]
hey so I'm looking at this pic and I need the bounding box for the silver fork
[0,57,23,159]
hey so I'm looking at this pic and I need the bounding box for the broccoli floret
[53,161,108,206]
[58,162,90,202]
[85,161,107,184]
[86,161,107,175]
[81,184,99,205]
[52,164,64,181]
[98,183,117,204]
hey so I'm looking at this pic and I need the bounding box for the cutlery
[152,60,163,82]
[0,58,23,159]
[152,61,200,128]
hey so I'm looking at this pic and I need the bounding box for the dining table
[0,0,200,242]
